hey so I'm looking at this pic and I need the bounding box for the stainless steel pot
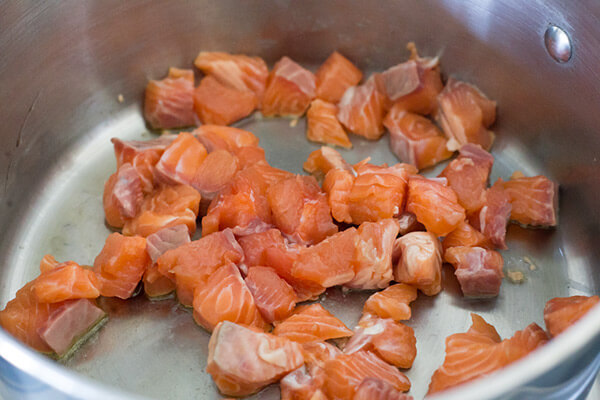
[1,1,599,399]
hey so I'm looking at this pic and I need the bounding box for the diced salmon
[323,169,354,224]
[436,78,496,151]
[262,56,316,117]
[363,284,418,322]
[393,232,442,296]
[143,263,176,299]
[497,175,559,227]
[439,143,494,213]
[39,254,61,273]
[353,377,414,400]
[303,146,353,178]
[92,233,150,299]
[345,314,417,369]
[324,351,411,399]
[442,221,491,254]
[302,341,343,372]
[273,303,353,343]
[192,263,267,332]
[157,229,244,306]
[315,51,363,104]
[337,77,387,140]
[544,295,600,337]
[346,219,399,290]
[281,366,321,400]
[428,314,547,394]
[193,149,240,200]
[292,228,359,287]
[194,52,269,101]
[154,132,208,187]
[103,163,144,229]
[144,68,197,129]
[193,76,258,126]
[207,321,304,397]
[123,184,201,237]
[111,136,176,169]
[376,60,421,105]
[32,263,100,303]
[385,108,452,170]
[471,184,512,250]
[232,145,266,170]
[267,175,338,245]
[245,266,297,323]
[306,100,353,149]
[395,212,424,236]
[406,176,465,236]
[444,246,504,298]
[192,125,259,152]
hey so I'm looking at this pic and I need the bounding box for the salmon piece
[337,77,387,140]
[385,108,452,170]
[193,52,268,100]
[39,254,62,273]
[143,263,175,299]
[123,184,201,237]
[353,377,413,400]
[544,296,600,337]
[497,175,559,227]
[444,246,504,298]
[292,228,359,287]
[268,175,338,245]
[393,231,443,296]
[32,263,100,303]
[315,51,363,104]
[346,219,400,290]
[376,60,421,105]
[428,314,547,394]
[323,169,354,224]
[345,315,417,369]
[102,163,144,229]
[439,143,494,213]
[157,229,244,306]
[471,184,512,250]
[193,76,258,126]
[442,221,491,255]
[193,149,240,200]
[324,351,411,399]
[273,303,353,344]
[303,146,353,178]
[245,266,297,323]
[307,100,353,149]
[262,56,316,117]
[154,132,208,187]
[192,263,267,332]
[92,233,150,299]
[207,321,304,396]
[395,212,424,236]
[302,341,343,372]
[436,78,496,151]
[281,366,322,400]
[192,125,259,152]
[363,284,418,322]
[406,176,466,236]
[144,68,196,129]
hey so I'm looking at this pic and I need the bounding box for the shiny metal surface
[544,25,573,63]
[1,1,600,399]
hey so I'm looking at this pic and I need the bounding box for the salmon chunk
[544,295,599,337]
[498,175,559,227]
[193,76,258,126]
[273,303,353,343]
[363,283,418,322]
[393,232,443,296]
[337,77,387,140]
[144,68,196,129]
[262,56,316,117]
[316,51,363,103]
[444,246,504,298]
[307,99,352,149]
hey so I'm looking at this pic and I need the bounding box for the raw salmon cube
[345,314,417,369]
[144,68,196,129]
[292,228,359,287]
[111,136,176,168]
[471,183,512,250]
[207,321,304,396]
[102,163,144,229]
[245,266,297,323]
[442,221,491,255]
[93,233,150,299]
[304,146,353,178]
[498,175,559,227]
[337,77,387,140]
[544,295,599,337]
[353,377,414,400]
[145,224,191,264]
[439,143,494,213]
[122,184,201,237]
[346,219,400,290]
[302,341,343,373]
[323,168,354,224]
[384,107,453,170]
[395,212,424,236]
[406,176,466,236]
[192,125,259,152]
[193,76,258,126]
[436,78,496,150]
[267,175,338,245]
[394,231,443,296]
[273,303,353,343]
[154,132,208,187]
[444,246,504,298]
[363,283,418,322]
[280,366,321,400]
[192,263,267,332]
[262,56,316,117]
[307,99,352,149]
[143,263,175,299]
[315,51,363,103]
[33,263,100,303]
[193,52,268,100]
[192,149,240,200]
[376,60,421,104]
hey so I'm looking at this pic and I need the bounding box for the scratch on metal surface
[4,158,12,194]
[16,90,42,148]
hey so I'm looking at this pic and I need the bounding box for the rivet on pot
[544,25,572,63]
